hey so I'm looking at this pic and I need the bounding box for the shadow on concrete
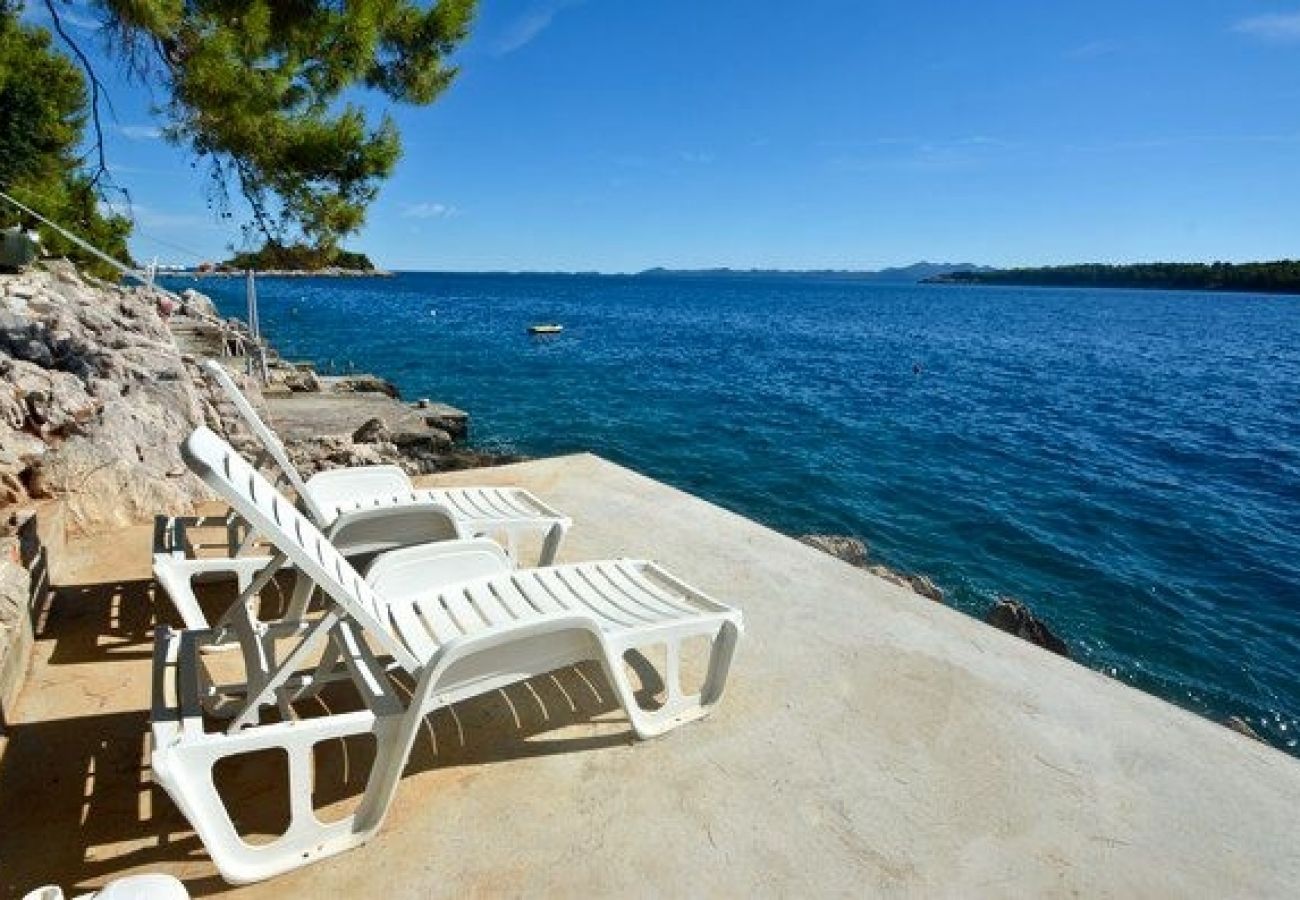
[40,571,307,668]
[0,570,647,897]
[0,709,219,898]
[39,579,165,666]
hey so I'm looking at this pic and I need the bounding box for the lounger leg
[224,511,243,557]
[348,618,612,836]
[154,709,410,884]
[285,570,317,621]
[603,618,742,740]
[158,627,547,884]
[538,522,568,566]
[155,617,422,884]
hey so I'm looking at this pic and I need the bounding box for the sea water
[173,272,1300,754]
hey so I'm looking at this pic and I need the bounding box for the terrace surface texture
[1,453,1299,897]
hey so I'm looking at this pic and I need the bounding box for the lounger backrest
[201,359,332,524]
[181,425,422,672]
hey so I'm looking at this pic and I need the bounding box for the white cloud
[678,150,716,164]
[1233,12,1300,42]
[1065,133,1300,153]
[119,125,163,140]
[493,0,583,55]
[1066,39,1121,60]
[400,202,458,219]
[825,136,1016,173]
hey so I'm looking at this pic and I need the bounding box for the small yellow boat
[528,324,563,335]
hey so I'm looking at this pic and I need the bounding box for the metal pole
[244,269,259,339]
[244,268,268,383]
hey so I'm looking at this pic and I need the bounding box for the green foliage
[937,261,1300,295]
[223,241,374,272]
[332,249,376,271]
[97,0,476,248]
[0,13,131,279]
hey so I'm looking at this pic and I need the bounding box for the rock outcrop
[799,533,1074,656]
[351,417,392,444]
[798,533,945,603]
[866,566,945,603]
[1225,715,1264,742]
[0,263,213,532]
[281,367,321,393]
[290,418,517,479]
[328,373,398,398]
[985,597,1070,658]
[799,534,869,567]
[177,288,218,319]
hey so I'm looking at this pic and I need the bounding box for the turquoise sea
[172,272,1300,755]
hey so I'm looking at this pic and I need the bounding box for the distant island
[210,242,388,276]
[638,262,994,282]
[925,261,1300,295]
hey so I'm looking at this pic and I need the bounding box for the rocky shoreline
[1,262,212,530]
[796,532,1263,741]
[797,532,1071,658]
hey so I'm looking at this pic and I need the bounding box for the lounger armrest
[325,501,466,557]
[303,466,414,519]
[414,613,608,708]
[364,538,513,602]
[434,613,604,660]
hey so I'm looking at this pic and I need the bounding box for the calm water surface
[173,272,1300,754]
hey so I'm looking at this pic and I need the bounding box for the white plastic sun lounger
[151,426,743,884]
[201,358,571,564]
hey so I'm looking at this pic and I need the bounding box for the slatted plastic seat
[151,426,743,884]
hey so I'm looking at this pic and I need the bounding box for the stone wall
[0,506,58,728]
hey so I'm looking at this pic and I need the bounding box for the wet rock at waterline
[798,534,869,567]
[798,533,945,603]
[985,597,1071,658]
[1225,716,1264,742]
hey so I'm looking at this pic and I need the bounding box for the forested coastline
[927,261,1300,294]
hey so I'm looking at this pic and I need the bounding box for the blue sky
[22,0,1300,270]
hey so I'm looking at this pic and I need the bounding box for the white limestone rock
[0,264,214,532]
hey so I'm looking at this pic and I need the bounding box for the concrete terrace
[1,454,1299,897]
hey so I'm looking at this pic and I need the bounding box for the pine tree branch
[42,0,111,190]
